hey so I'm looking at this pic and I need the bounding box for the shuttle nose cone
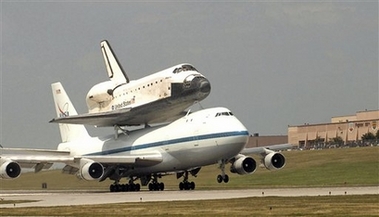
[171,75,211,101]
[189,76,211,101]
[199,77,211,94]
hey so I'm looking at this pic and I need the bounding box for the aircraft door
[163,134,170,152]
[193,129,199,148]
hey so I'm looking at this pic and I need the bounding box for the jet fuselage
[57,107,249,179]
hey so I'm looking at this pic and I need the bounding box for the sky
[1,1,378,149]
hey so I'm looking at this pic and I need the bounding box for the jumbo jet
[50,40,211,130]
[0,82,290,192]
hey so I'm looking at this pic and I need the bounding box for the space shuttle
[50,40,211,127]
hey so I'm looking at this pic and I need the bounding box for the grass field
[0,147,378,216]
[1,195,378,216]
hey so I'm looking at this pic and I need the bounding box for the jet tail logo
[58,103,70,117]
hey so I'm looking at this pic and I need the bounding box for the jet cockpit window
[215,112,234,117]
[173,65,198,74]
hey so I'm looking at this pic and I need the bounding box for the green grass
[0,147,378,216]
[1,146,378,190]
[1,195,378,216]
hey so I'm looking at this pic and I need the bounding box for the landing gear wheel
[224,174,229,183]
[159,182,165,191]
[179,181,195,190]
[190,181,195,190]
[122,184,128,192]
[179,182,184,190]
[148,183,154,191]
[217,175,223,183]
[148,174,165,191]
[135,183,141,191]
[178,170,196,191]
[128,184,135,191]
[217,159,230,184]
[109,181,141,192]
[149,182,164,191]
[110,184,116,192]
[217,174,229,183]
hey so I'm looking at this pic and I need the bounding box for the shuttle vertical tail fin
[51,82,90,142]
[100,40,129,84]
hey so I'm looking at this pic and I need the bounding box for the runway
[0,186,378,208]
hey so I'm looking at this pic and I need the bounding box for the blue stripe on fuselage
[84,131,249,156]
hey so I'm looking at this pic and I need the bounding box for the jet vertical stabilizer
[100,40,129,84]
[51,82,90,142]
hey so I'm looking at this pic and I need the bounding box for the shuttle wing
[50,107,133,126]
[50,99,187,127]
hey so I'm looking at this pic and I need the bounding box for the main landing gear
[178,171,196,190]
[109,178,140,192]
[217,159,229,183]
[179,181,195,190]
[110,182,141,192]
[148,174,165,191]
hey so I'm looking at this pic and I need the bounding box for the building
[246,134,287,148]
[288,110,379,147]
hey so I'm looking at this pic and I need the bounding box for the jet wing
[240,144,293,155]
[1,148,163,174]
[1,148,72,172]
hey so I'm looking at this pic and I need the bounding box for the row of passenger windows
[113,79,167,98]
[215,112,234,117]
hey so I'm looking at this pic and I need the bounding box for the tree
[376,130,379,139]
[330,136,344,145]
[361,132,376,141]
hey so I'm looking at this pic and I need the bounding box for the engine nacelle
[86,81,116,103]
[79,161,104,181]
[0,160,21,179]
[230,156,257,175]
[263,152,286,170]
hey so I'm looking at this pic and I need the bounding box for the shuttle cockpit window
[215,112,234,117]
[173,65,198,74]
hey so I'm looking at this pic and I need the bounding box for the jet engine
[230,155,257,175]
[79,161,104,181]
[263,152,286,170]
[0,160,21,179]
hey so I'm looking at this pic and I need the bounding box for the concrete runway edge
[0,186,378,208]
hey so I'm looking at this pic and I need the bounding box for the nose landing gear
[217,159,230,183]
